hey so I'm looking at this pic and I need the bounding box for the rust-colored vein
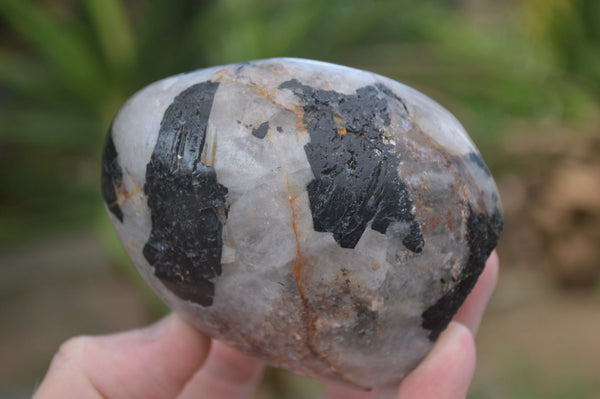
[288,192,304,292]
[285,178,366,389]
[285,179,312,353]
[112,166,143,208]
[416,127,487,215]
[333,113,347,137]
[115,183,142,207]
[214,73,305,121]
[285,178,307,311]
[212,133,217,164]
[201,128,218,167]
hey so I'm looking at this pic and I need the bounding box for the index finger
[34,314,211,399]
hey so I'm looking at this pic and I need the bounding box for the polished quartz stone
[101,58,502,389]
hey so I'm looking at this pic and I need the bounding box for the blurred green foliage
[525,0,600,97]
[0,0,598,245]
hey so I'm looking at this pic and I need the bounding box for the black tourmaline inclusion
[252,121,270,139]
[421,205,503,340]
[279,79,424,252]
[101,125,125,222]
[143,81,228,306]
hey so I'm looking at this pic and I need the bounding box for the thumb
[34,314,211,399]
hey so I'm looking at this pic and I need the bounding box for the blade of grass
[83,0,135,74]
[0,0,106,101]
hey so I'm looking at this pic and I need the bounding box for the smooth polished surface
[101,58,502,388]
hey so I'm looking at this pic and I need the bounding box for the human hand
[34,251,499,399]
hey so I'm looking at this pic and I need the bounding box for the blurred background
[1,0,599,397]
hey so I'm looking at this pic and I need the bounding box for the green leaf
[0,0,106,101]
[83,0,135,74]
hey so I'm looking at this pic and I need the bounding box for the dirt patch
[473,265,600,398]
[494,122,600,288]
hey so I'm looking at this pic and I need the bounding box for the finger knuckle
[51,336,90,368]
